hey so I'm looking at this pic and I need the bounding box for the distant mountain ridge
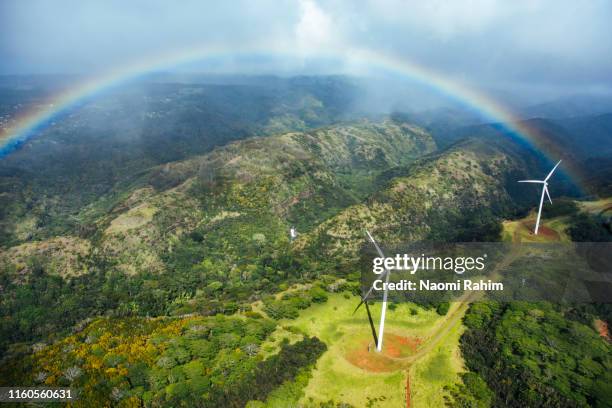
[0,77,366,246]
[521,94,612,119]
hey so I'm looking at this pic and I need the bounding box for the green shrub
[436,302,450,316]
[309,287,328,303]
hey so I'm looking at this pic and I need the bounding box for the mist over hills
[0,77,365,245]
[2,75,611,248]
[521,94,612,120]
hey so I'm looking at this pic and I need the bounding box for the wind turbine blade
[353,299,365,315]
[355,269,387,312]
[544,186,552,204]
[366,229,386,258]
[544,160,562,181]
[353,230,390,313]
[518,180,545,183]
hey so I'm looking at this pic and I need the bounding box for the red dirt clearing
[406,373,411,408]
[594,319,611,342]
[521,221,559,239]
[384,333,422,358]
[345,333,421,372]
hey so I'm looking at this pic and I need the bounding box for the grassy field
[254,198,606,407]
[255,292,466,407]
[410,318,464,407]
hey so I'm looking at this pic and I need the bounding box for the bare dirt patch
[345,333,421,372]
[594,319,611,342]
[521,221,559,240]
[384,333,422,358]
[406,373,411,408]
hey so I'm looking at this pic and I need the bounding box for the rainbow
[0,45,582,187]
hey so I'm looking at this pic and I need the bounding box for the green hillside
[1,111,610,407]
[0,77,364,247]
[0,118,435,350]
[298,137,524,263]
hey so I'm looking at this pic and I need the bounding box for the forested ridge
[448,302,612,408]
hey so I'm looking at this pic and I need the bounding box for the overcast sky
[1,0,611,98]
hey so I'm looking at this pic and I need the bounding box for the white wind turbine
[352,230,392,352]
[518,160,562,234]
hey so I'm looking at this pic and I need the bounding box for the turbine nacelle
[518,180,553,205]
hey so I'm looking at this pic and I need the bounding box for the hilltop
[297,137,533,263]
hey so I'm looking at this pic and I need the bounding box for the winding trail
[406,371,411,408]
[392,244,522,365]
[396,244,522,406]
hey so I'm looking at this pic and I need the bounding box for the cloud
[0,0,611,97]
[359,0,506,38]
[295,0,335,53]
